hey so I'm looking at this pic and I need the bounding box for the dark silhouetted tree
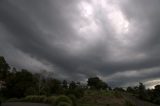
[62,80,68,89]
[69,81,77,89]
[0,56,10,80]
[4,69,36,98]
[87,77,108,90]
[138,82,148,100]
[113,87,125,92]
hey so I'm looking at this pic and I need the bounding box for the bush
[24,96,32,102]
[153,97,160,104]
[55,95,72,106]
[47,96,56,104]
[7,98,20,102]
[0,96,6,103]
[66,88,84,98]
[24,95,47,103]
[124,100,136,106]
[68,94,77,106]
[57,102,72,106]
[113,91,123,98]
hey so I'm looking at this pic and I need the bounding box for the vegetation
[124,100,136,106]
[87,77,108,90]
[55,95,72,106]
[1,56,160,106]
[23,95,48,103]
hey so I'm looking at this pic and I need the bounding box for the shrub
[68,94,77,106]
[38,96,47,103]
[113,91,123,98]
[47,96,56,104]
[0,96,6,103]
[57,102,72,106]
[153,97,160,104]
[24,96,34,102]
[24,95,47,103]
[55,95,72,106]
[124,100,136,106]
[7,98,20,102]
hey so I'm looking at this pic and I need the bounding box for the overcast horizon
[1,0,160,88]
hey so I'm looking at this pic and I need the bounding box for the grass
[77,90,126,106]
[4,90,159,106]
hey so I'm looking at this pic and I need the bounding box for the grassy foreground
[3,90,160,106]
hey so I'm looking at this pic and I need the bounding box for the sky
[0,0,160,88]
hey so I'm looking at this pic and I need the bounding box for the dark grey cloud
[1,0,160,87]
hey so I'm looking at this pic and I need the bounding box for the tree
[45,78,63,95]
[4,69,37,98]
[155,85,160,92]
[62,80,68,89]
[67,81,84,98]
[69,81,77,89]
[127,86,139,95]
[11,67,17,73]
[113,87,125,92]
[34,73,46,95]
[0,56,10,80]
[154,85,160,98]
[138,82,147,100]
[87,77,108,90]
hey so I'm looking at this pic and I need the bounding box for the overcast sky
[0,0,160,88]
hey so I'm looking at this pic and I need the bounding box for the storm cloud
[0,0,160,88]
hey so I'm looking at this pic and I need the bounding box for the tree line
[0,56,109,99]
[0,56,160,105]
